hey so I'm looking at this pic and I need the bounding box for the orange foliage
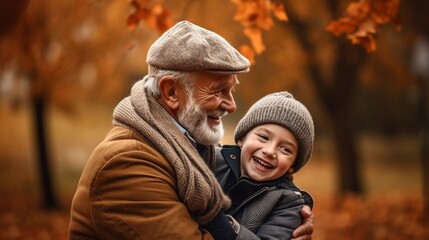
[126,0,402,60]
[231,0,288,63]
[326,0,401,52]
[127,0,174,33]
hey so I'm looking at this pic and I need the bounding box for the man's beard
[178,97,226,145]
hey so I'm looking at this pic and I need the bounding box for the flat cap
[147,20,250,73]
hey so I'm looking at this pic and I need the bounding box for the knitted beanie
[234,91,314,173]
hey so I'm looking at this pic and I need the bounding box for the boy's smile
[238,124,299,182]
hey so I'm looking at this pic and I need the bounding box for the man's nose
[220,92,237,113]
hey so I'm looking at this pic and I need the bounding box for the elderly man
[69,20,313,240]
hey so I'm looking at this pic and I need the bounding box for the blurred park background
[1,0,429,239]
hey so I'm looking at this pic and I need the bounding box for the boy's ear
[287,167,294,173]
[237,139,243,147]
[158,76,179,110]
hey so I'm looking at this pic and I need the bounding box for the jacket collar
[219,145,241,179]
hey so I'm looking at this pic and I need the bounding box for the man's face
[177,72,239,145]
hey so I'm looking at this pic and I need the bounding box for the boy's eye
[256,134,268,141]
[280,146,291,154]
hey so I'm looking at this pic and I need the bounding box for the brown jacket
[68,126,213,240]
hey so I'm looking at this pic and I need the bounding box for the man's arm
[291,205,314,240]
[90,152,214,240]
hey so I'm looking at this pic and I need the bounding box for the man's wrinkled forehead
[191,72,239,88]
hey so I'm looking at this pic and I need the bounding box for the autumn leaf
[349,34,377,52]
[126,12,141,30]
[244,27,265,54]
[126,0,173,33]
[326,0,401,52]
[232,0,288,64]
[272,2,288,21]
[372,0,401,30]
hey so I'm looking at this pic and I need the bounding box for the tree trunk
[282,1,365,194]
[32,95,58,209]
[417,76,429,221]
[327,43,364,194]
[407,0,429,221]
[331,103,363,193]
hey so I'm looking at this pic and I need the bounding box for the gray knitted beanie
[234,91,314,173]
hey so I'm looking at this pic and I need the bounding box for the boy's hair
[234,91,314,173]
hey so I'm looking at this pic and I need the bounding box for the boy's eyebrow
[256,126,298,148]
[254,127,270,134]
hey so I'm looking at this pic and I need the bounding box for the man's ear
[158,76,179,110]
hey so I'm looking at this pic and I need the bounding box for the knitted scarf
[112,79,231,224]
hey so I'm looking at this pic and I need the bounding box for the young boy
[215,91,315,239]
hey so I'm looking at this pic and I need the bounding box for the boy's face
[238,124,298,182]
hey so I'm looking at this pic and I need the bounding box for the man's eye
[213,90,222,96]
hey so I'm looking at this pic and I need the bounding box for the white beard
[178,97,226,145]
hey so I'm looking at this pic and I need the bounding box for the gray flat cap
[147,20,250,73]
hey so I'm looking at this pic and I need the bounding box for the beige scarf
[112,79,230,224]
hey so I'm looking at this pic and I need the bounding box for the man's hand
[291,205,314,240]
